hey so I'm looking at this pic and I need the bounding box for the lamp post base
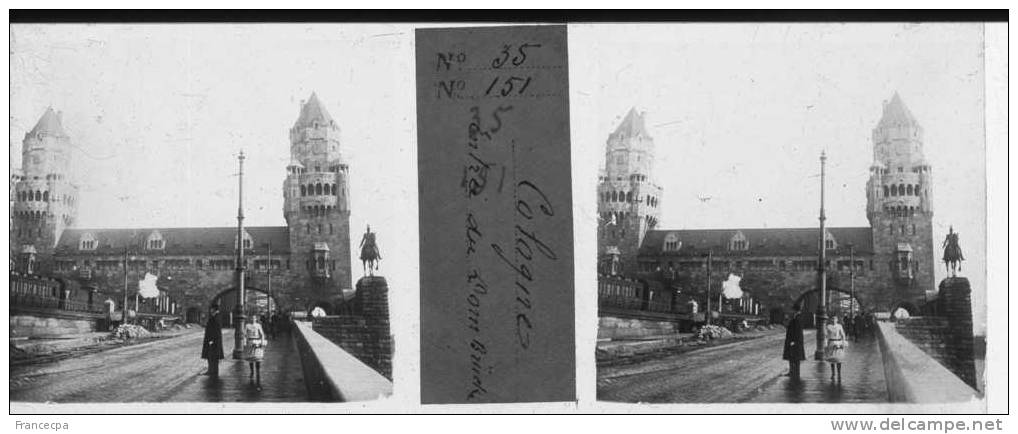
[232,312,246,360]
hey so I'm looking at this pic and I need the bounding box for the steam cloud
[722,273,743,299]
[138,273,160,298]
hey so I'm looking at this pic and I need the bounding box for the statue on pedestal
[360,225,381,276]
[942,226,964,277]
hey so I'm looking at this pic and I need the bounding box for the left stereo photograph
[9,24,415,407]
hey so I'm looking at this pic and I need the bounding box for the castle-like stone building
[11,93,354,323]
[597,93,935,319]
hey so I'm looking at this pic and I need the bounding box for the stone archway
[891,301,920,319]
[209,286,281,328]
[308,301,334,318]
[793,287,868,329]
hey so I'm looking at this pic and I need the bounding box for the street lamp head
[820,150,827,162]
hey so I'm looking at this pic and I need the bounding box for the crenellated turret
[866,92,935,301]
[283,92,352,291]
[597,108,663,274]
[12,107,79,263]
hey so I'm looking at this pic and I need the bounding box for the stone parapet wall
[875,321,978,403]
[312,276,392,379]
[293,321,392,402]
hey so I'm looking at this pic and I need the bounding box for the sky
[570,23,987,334]
[9,23,988,338]
[9,23,418,291]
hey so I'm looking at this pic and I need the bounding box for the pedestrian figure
[269,312,279,339]
[853,313,864,342]
[825,316,848,382]
[243,315,267,387]
[783,304,806,380]
[201,304,224,378]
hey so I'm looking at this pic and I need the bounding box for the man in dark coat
[201,304,224,377]
[783,304,806,380]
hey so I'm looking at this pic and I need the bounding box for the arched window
[883,185,889,197]
[624,191,632,203]
[663,233,681,251]
[324,184,331,195]
[915,184,921,196]
[43,191,49,202]
[79,233,98,251]
[300,185,306,196]
[906,185,912,195]
[332,183,337,195]
[898,184,905,196]
[315,183,323,195]
[330,224,334,235]
[890,185,897,196]
[146,231,165,250]
[611,191,617,202]
[729,231,749,251]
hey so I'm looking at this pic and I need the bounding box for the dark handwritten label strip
[416,25,574,404]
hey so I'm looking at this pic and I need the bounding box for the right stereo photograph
[582,23,987,407]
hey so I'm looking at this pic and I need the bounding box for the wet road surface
[598,329,888,403]
[748,333,888,403]
[11,329,307,403]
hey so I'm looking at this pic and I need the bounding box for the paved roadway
[10,328,307,403]
[597,329,888,403]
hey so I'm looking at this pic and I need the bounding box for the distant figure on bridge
[783,304,806,380]
[244,315,267,387]
[201,304,224,378]
[942,226,964,277]
[269,312,280,339]
[853,313,864,342]
[824,315,847,382]
[360,225,381,276]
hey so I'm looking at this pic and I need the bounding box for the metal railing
[9,292,106,314]
[598,293,677,314]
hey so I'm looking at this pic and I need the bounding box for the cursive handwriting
[490,179,557,349]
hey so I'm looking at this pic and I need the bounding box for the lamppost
[705,250,713,326]
[122,247,130,325]
[267,243,272,315]
[848,243,855,319]
[814,151,828,361]
[232,150,247,360]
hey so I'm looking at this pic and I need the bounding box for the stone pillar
[354,276,392,378]
[936,277,977,388]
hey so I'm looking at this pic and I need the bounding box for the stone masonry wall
[936,277,977,389]
[894,277,977,389]
[894,317,951,368]
[312,276,392,379]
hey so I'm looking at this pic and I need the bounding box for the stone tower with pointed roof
[283,92,353,293]
[597,108,663,274]
[11,107,79,264]
[865,92,935,308]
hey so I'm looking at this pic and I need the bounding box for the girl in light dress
[824,315,847,382]
[243,315,267,386]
